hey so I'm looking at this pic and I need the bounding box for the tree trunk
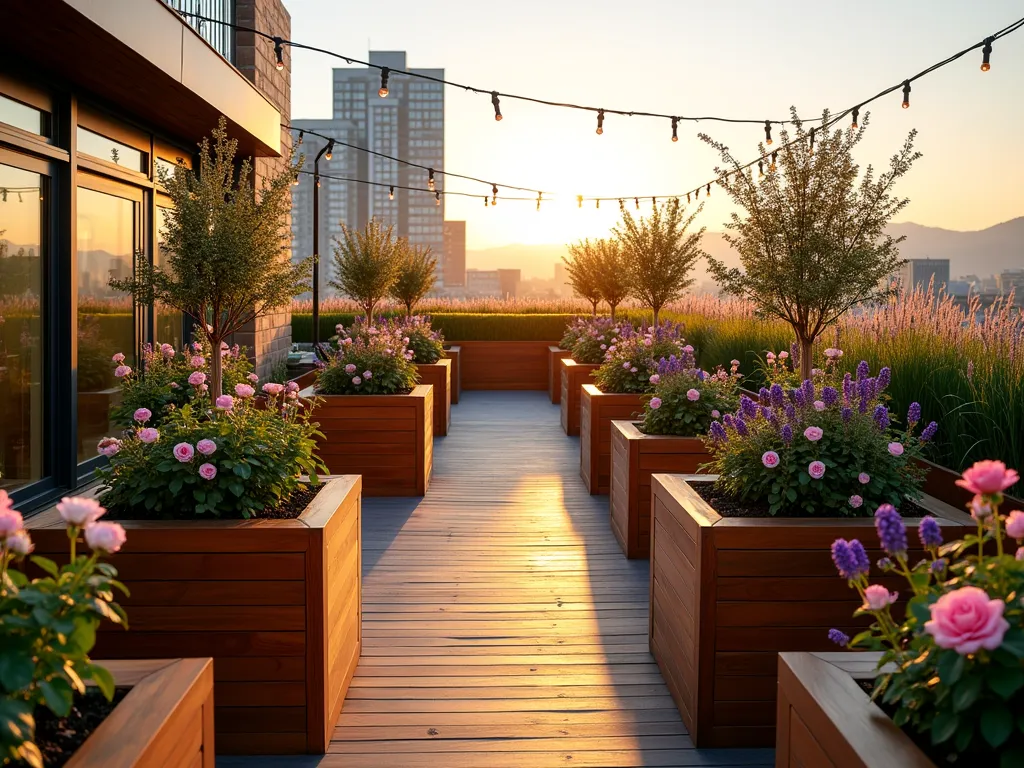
[405,301,412,317]
[653,306,660,327]
[609,303,617,320]
[590,300,598,317]
[364,301,375,324]
[209,335,223,402]
[798,336,814,382]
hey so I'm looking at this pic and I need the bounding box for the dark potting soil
[105,482,324,521]
[692,481,927,519]
[35,688,129,767]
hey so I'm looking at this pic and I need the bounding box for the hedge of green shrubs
[292,313,575,343]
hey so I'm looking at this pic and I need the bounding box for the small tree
[111,118,309,401]
[594,238,630,319]
[563,240,603,316]
[700,108,920,380]
[389,242,437,316]
[330,219,404,320]
[614,198,705,325]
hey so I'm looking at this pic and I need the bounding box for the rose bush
[639,354,740,436]
[317,320,418,396]
[569,317,623,365]
[593,322,689,394]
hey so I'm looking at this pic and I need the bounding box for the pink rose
[188,371,206,387]
[924,586,1010,655]
[762,451,780,468]
[888,442,905,457]
[1005,511,1024,540]
[859,472,871,485]
[622,362,631,370]
[234,383,255,399]
[6,531,33,557]
[134,408,152,423]
[683,345,694,353]
[138,427,160,444]
[970,495,993,520]
[262,383,284,396]
[84,521,126,554]
[160,343,175,357]
[173,442,195,462]
[352,376,362,386]
[779,351,789,359]
[956,460,1020,496]
[804,426,823,442]
[0,508,24,538]
[849,495,863,508]
[114,365,132,378]
[57,497,106,526]
[363,371,373,379]
[97,437,121,457]
[766,352,776,361]
[643,338,652,347]
[711,410,720,418]
[863,584,898,611]
[813,400,826,411]
[215,395,234,410]
[112,352,125,363]
[649,397,662,410]
[345,363,357,374]
[808,461,826,480]
[198,462,218,480]
[286,381,299,393]
[247,372,259,383]
[190,355,205,368]
[649,374,660,385]
[1018,549,1024,562]
[197,439,217,456]
[687,389,700,402]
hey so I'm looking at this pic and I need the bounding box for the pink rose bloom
[863,584,898,611]
[7,531,33,556]
[683,345,694,353]
[622,362,631,370]
[190,355,205,368]
[197,439,217,456]
[849,495,863,508]
[345,363,357,374]
[643,338,652,347]
[649,397,662,410]
[170,382,180,389]
[600,344,607,350]
[762,451,780,468]
[808,461,826,480]
[111,352,125,363]
[608,345,616,353]
[766,352,776,361]
[888,442,905,457]
[215,395,234,410]
[198,463,218,480]
[134,407,152,423]
[649,374,660,385]
[247,372,259,383]
[711,409,720,418]
[57,497,106,526]
[804,426,823,442]
[286,381,299,393]
[686,389,700,402]
[188,371,206,387]
[138,427,160,444]
[173,442,195,462]
[956,460,1020,496]
[84,521,126,554]
[925,586,1010,654]
[114,365,132,378]
[160,343,175,357]
[363,370,373,379]
[630,367,638,373]
[0,509,24,538]
[1005,511,1024,540]
[0,490,14,515]
[813,400,826,412]
[262,383,285,396]
[779,351,789,359]
[858,472,870,484]
[97,437,121,457]
[352,376,362,386]
[234,383,255,399]
[1017,549,1024,562]
[970,495,993,520]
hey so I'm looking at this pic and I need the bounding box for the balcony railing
[164,0,234,63]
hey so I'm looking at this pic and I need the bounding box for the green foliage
[316,321,419,395]
[641,363,741,437]
[592,239,630,319]
[700,108,920,379]
[397,316,445,364]
[562,240,603,314]
[293,313,574,343]
[559,316,590,351]
[594,323,689,394]
[389,244,437,316]
[330,219,404,320]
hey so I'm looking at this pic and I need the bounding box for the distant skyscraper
[443,221,466,286]
[898,258,950,291]
[291,51,445,289]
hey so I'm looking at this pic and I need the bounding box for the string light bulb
[901,80,911,109]
[596,199,600,209]
[435,191,441,206]
[379,67,390,97]
[851,107,859,130]
[491,184,497,206]
[296,130,304,146]
[389,186,394,200]
[324,139,334,161]
[577,195,583,209]
[634,197,639,210]
[596,109,605,135]
[292,175,299,186]
[491,91,502,121]
[686,192,691,203]
[808,127,816,155]
[273,37,284,71]
[771,151,778,171]
[315,177,321,188]
[536,192,543,211]
[428,169,435,191]
[705,183,711,197]
[764,120,773,145]
[671,117,678,142]
[758,160,764,177]
[483,196,488,207]
[981,37,993,71]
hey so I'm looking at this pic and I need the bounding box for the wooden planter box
[559,359,599,436]
[449,341,556,390]
[579,384,646,495]
[648,474,973,749]
[416,359,451,437]
[444,345,461,404]
[68,658,215,767]
[29,476,363,755]
[777,652,936,767]
[312,385,433,496]
[609,420,710,559]
[547,346,571,403]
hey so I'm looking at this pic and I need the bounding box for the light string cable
[296,169,539,203]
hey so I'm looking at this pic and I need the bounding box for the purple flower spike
[930,558,947,575]
[723,413,734,428]
[857,360,870,381]
[793,388,805,407]
[781,424,793,445]
[874,504,908,557]
[841,407,852,423]
[919,516,942,548]
[828,629,851,646]
[790,342,800,366]
[758,387,771,406]
[842,373,853,404]
[920,421,938,442]
[710,421,728,442]
[873,404,890,431]
[858,395,869,414]
[907,402,921,425]
[784,404,798,422]
[876,366,891,392]
[849,540,870,575]
[740,396,758,420]
[770,383,785,408]
[734,418,750,437]
[821,386,839,406]
[801,379,815,403]
[831,539,867,581]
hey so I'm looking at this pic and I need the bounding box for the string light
[758,160,764,177]
[705,183,711,197]
[596,109,605,135]
[671,117,678,142]
[315,177,321,188]
[982,37,993,70]
[901,80,911,109]
[771,151,778,171]
[577,195,583,209]
[378,67,390,97]
[324,139,334,160]
[536,191,543,211]
[651,197,656,210]
[491,91,502,121]
[634,197,639,210]
[764,120,773,145]
[292,175,299,186]
[435,191,441,206]
[296,130,304,146]
[273,37,284,70]
[491,184,498,206]
[695,187,699,200]
[808,126,816,154]
[851,107,859,130]
[389,185,394,200]
[428,169,435,191]
[596,199,600,209]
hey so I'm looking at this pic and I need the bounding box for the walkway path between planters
[221,392,774,767]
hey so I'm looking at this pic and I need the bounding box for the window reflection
[0,94,48,136]
[155,206,183,349]
[0,164,45,490]
[77,127,145,172]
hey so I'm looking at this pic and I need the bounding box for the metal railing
[164,0,234,63]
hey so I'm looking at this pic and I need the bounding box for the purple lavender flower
[875,505,908,556]
[877,557,893,570]
[907,402,921,425]
[821,386,839,407]
[849,540,870,575]
[760,406,772,421]
[831,539,868,580]
[784,404,797,422]
[876,366,891,393]
[792,388,805,408]
[918,516,942,548]
[723,413,734,428]
[734,418,750,436]
[740,396,758,420]
[801,378,815,403]
[873,404,890,431]
[781,424,793,445]
[710,421,728,442]
[857,378,871,403]
[920,421,938,442]
[787,388,798,405]
[828,629,850,646]
[758,387,771,406]
[856,360,870,381]
[858,395,869,414]
[841,407,852,423]
[842,373,853,404]
[930,558,947,574]
[790,342,800,366]
[770,383,784,408]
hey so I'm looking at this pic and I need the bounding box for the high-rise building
[443,221,466,286]
[291,51,445,287]
[898,258,950,290]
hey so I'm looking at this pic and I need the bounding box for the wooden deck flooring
[220,392,773,767]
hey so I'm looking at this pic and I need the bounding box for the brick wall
[233,0,293,381]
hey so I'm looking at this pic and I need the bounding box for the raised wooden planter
[311,385,433,496]
[609,420,710,558]
[548,346,571,403]
[68,658,215,767]
[559,359,599,436]
[579,384,646,495]
[29,476,363,755]
[416,359,451,436]
[777,652,935,767]
[444,345,461,404]
[448,341,556,390]
[648,474,973,748]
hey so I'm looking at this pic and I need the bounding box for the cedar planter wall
[416,359,451,437]
[548,346,571,404]
[559,359,599,436]
[579,384,646,495]
[448,341,556,390]
[29,477,363,755]
[444,346,461,404]
[648,474,973,749]
[776,652,936,767]
[609,420,709,559]
[69,658,215,767]
[312,385,433,496]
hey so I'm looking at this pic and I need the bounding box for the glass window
[0,94,48,136]
[76,187,136,463]
[77,127,146,172]
[0,164,45,490]
[155,158,178,186]
[154,206,182,350]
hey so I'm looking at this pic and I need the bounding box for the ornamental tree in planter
[609,356,740,558]
[389,243,437,316]
[330,220,405,320]
[648,357,971,748]
[593,238,630,320]
[562,240,604,316]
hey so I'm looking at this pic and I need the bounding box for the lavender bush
[570,317,623,364]
[594,322,689,394]
[640,355,741,437]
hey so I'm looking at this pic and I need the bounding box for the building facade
[898,258,950,290]
[464,268,520,298]
[443,220,466,287]
[1,0,291,509]
[291,51,445,288]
